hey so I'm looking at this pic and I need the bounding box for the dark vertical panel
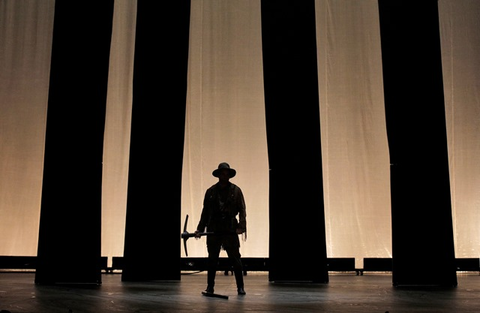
[261,0,328,283]
[122,0,191,281]
[378,0,457,286]
[36,1,114,284]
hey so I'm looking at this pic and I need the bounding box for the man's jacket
[196,182,247,235]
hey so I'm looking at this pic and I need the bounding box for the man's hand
[194,230,201,239]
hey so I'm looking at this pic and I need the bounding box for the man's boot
[234,270,246,295]
[206,269,216,294]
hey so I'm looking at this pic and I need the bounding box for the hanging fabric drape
[0,0,479,272]
[315,0,391,268]
[262,0,328,283]
[122,0,191,281]
[101,0,137,268]
[378,0,456,286]
[0,0,54,257]
[439,0,480,260]
[181,0,270,258]
[36,0,114,284]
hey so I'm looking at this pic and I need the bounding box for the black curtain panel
[378,0,457,287]
[122,0,191,281]
[261,0,329,283]
[35,1,114,284]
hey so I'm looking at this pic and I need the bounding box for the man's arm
[195,189,211,237]
[236,186,247,234]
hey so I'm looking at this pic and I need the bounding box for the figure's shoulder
[230,183,243,193]
[206,184,217,193]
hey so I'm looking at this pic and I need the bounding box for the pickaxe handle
[181,231,213,240]
[181,214,213,256]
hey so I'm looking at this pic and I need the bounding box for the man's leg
[206,237,221,292]
[225,244,245,295]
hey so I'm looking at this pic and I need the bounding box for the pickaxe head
[181,214,213,256]
[182,214,191,256]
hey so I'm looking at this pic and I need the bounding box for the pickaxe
[181,214,213,257]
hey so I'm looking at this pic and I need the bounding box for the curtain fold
[122,0,190,281]
[315,0,391,267]
[378,0,456,287]
[0,0,54,256]
[181,0,269,258]
[0,0,479,266]
[262,0,328,283]
[439,0,480,259]
[36,0,114,284]
[101,0,137,267]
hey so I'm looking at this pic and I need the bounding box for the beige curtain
[315,0,392,267]
[101,0,137,265]
[1,0,480,264]
[439,0,480,258]
[181,0,269,257]
[0,0,54,255]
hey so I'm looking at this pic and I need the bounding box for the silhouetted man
[195,162,247,295]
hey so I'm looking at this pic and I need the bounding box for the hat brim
[212,168,236,178]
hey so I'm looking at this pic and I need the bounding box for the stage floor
[0,272,479,312]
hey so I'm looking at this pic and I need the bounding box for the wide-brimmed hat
[212,162,236,178]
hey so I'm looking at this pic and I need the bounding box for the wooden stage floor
[0,272,479,312]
